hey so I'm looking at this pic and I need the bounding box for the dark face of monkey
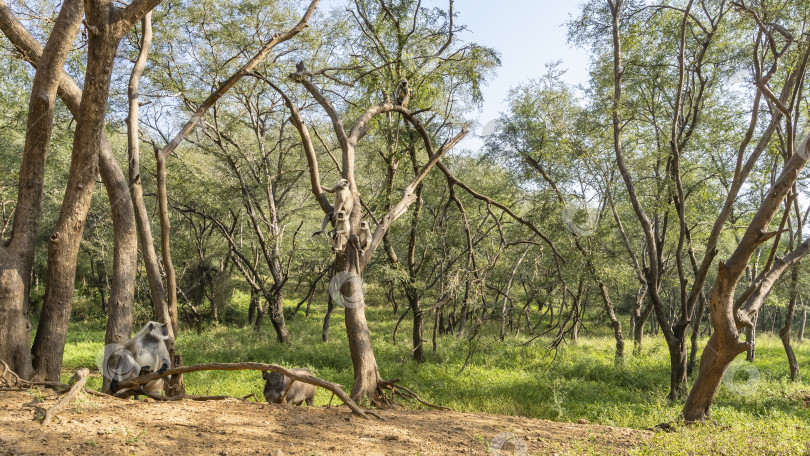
[336,211,346,221]
[360,221,368,229]
[149,321,169,338]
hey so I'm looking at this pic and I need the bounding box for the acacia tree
[270,65,466,400]
[488,68,627,364]
[338,0,499,362]
[572,0,754,399]
[683,2,810,418]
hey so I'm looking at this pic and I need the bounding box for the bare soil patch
[0,390,651,455]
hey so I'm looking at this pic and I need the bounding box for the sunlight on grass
[57,298,810,454]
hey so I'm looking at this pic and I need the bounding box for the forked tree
[681,4,810,420]
[269,69,467,402]
[0,0,160,381]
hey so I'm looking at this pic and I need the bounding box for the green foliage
[58,299,809,453]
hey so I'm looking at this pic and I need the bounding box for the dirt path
[0,390,650,455]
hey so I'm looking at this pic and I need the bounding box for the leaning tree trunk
[32,8,127,382]
[155,154,179,338]
[126,12,172,337]
[99,141,137,346]
[32,39,120,381]
[683,132,810,421]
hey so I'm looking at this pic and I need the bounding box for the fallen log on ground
[112,362,371,419]
[41,368,89,425]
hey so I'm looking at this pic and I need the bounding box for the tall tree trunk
[798,305,806,342]
[98,140,138,393]
[99,142,137,346]
[31,0,162,381]
[32,35,120,381]
[0,0,83,380]
[126,12,172,337]
[155,154,179,338]
[343,250,380,402]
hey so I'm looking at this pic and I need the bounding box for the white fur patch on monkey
[314,179,353,236]
[108,321,171,397]
[358,220,372,254]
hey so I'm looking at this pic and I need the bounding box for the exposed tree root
[41,368,89,425]
[112,362,373,419]
[0,360,70,391]
[374,378,451,411]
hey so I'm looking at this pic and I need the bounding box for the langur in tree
[357,220,372,254]
[313,179,353,236]
[327,211,351,252]
[394,78,411,108]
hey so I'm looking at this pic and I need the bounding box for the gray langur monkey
[327,210,351,252]
[313,179,353,236]
[108,321,171,396]
[357,220,372,254]
[394,78,411,108]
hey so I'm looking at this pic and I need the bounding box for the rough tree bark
[0,0,83,379]
[1,1,143,389]
[30,0,163,381]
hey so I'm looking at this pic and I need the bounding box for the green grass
[57,298,810,455]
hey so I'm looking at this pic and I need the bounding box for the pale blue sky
[318,1,592,148]
[458,1,590,134]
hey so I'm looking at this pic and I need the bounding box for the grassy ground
[58,299,810,455]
